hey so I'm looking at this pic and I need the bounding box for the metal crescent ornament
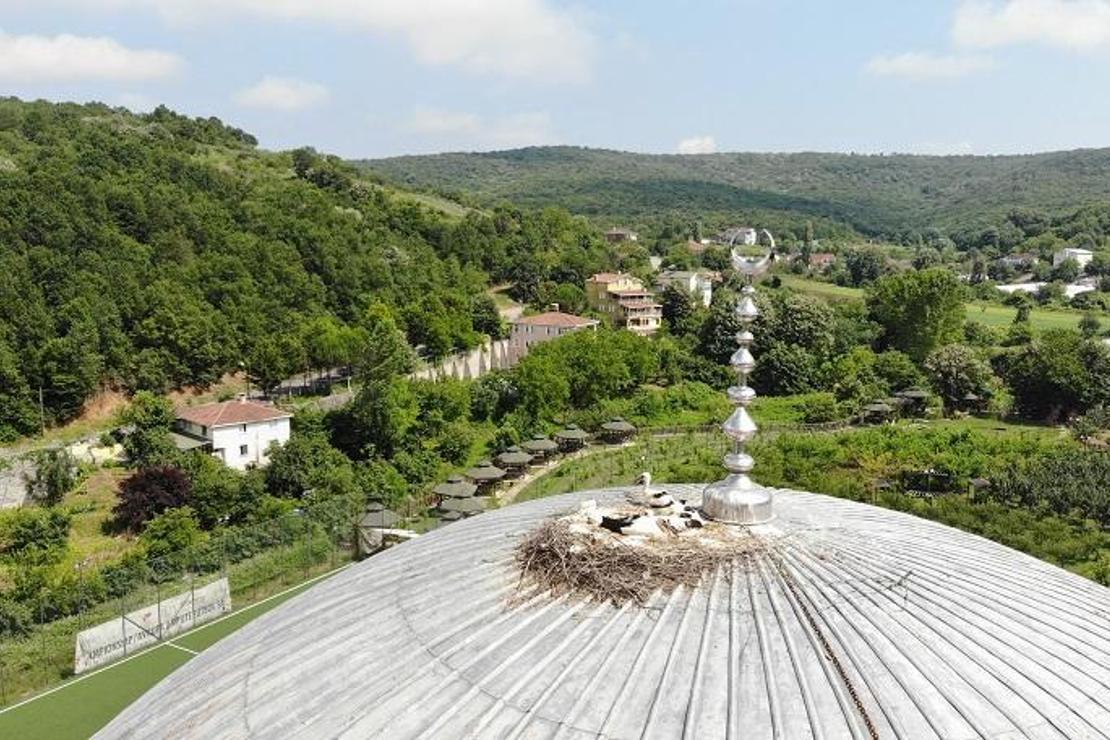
[730,247,774,278]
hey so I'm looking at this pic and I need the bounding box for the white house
[510,311,599,356]
[655,270,714,307]
[175,399,292,471]
[1053,247,1094,269]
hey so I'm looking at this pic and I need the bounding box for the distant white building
[175,399,292,471]
[996,282,1095,299]
[722,227,758,246]
[1053,248,1094,269]
[604,227,638,244]
[509,311,599,355]
[655,270,715,307]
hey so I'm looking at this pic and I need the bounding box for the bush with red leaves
[114,466,192,533]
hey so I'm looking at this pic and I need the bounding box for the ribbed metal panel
[99,486,1110,739]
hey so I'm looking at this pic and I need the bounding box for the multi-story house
[654,270,715,307]
[585,272,662,335]
[509,310,599,355]
[174,399,292,471]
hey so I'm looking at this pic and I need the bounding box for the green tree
[0,339,38,441]
[470,294,505,339]
[248,334,303,395]
[357,305,414,384]
[661,284,699,336]
[24,448,78,506]
[1000,330,1110,420]
[180,453,258,527]
[1052,258,1081,283]
[842,248,886,286]
[119,391,178,467]
[265,432,353,499]
[866,268,966,362]
[924,344,996,412]
[142,507,205,574]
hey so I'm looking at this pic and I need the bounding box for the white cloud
[38,0,595,83]
[409,108,482,136]
[677,135,716,154]
[235,77,330,111]
[954,0,1110,50]
[0,30,181,82]
[406,108,555,150]
[865,52,995,80]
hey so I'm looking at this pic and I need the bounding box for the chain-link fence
[0,507,356,706]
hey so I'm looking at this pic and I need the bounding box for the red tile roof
[514,311,599,328]
[176,399,292,428]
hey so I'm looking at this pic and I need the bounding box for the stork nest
[513,515,770,607]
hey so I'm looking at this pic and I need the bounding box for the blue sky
[3,0,1110,157]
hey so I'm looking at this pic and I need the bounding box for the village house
[806,252,837,270]
[1053,247,1094,269]
[509,310,599,355]
[721,226,758,246]
[654,269,715,307]
[998,252,1039,269]
[174,399,292,471]
[604,227,638,244]
[585,272,663,335]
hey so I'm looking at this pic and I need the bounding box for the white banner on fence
[74,577,231,674]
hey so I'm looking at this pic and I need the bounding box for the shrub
[100,551,151,599]
[1072,406,1110,442]
[799,394,841,424]
[0,596,32,637]
[0,508,72,563]
[987,450,1110,526]
[142,507,206,576]
[114,465,192,533]
[24,448,78,506]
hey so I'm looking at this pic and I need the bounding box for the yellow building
[585,272,662,335]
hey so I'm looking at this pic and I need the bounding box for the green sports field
[778,275,1084,331]
[0,565,349,740]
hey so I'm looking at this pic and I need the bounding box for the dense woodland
[362,145,1110,246]
[0,100,629,439]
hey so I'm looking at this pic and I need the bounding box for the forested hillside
[360,146,1110,241]
[0,100,619,439]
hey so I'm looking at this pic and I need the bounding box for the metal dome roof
[100,485,1110,739]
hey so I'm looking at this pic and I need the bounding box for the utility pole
[38,385,46,435]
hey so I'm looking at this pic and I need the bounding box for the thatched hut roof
[464,461,507,482]
[432,475,477,499]
[521,435,559,455]
[496,446,535,468]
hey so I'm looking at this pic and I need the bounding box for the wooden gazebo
[554,424,590,452]
[599,417,637,444]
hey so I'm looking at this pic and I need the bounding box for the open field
[0,564,350,739]
[778,275,1085,331]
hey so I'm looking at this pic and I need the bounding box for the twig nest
[513,504,770,606]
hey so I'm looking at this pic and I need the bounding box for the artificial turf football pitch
[0,564,350,739]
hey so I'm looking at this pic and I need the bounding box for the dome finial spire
[702,247,774,524]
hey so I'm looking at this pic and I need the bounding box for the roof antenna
[702,247,774,524]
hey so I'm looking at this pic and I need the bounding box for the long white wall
[410,338,521,382]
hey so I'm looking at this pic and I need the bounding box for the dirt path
[488,284,524,322]
[496,444,623,507]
